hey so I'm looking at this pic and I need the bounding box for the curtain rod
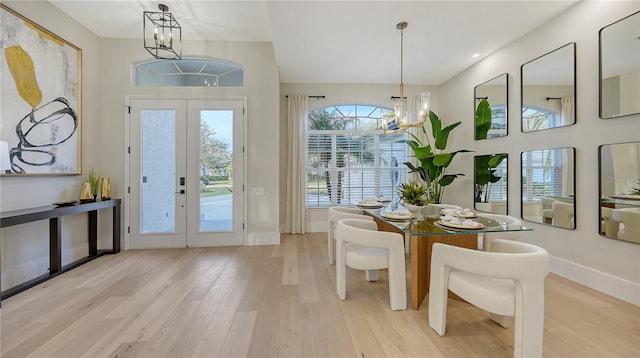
[390,96,407,100]
[475,96,488,100]
[285,95,325,99]
[546,97,561,101]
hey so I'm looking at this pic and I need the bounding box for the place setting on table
[355,195,392,209]
[435,208,486,230]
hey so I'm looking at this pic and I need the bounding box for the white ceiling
[48,0,581,85]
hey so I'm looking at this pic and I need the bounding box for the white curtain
[561,148,574,197]
[560,96,574,125]
[285,95,309,234]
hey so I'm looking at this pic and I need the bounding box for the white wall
[441,1,640,305]
[0,1,104,290]
[0,1,280,290]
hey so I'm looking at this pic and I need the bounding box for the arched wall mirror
[474,153,508,214]
[600,11,640,119]
[475,73,508,140]
[599,142,640,244]
[521,147,576,229]
[521,43,576,132]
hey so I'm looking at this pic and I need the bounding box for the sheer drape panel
[285,95,309,234]
[560,96,574,125]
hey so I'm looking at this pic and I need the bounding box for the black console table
[0,199,121,302]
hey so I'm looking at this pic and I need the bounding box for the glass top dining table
[364,203,533,236]
[361,203,533,310]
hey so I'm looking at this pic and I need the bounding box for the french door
[128,98,244,248]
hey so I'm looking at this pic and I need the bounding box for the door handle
[175,189,185,194]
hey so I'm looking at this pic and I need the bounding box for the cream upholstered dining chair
[600,207,620,238]
[335,218,407,310]
[540,197,556,224]
[429,239,549,358]
[327,206,374,266]
[612,208,640,243]
[476,213,525,251]
[551,201,574,229]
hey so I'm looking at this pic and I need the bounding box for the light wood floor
[1,233,638,357]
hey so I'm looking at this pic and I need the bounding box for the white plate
[358,201,384,208]
[382,212,415,220]
[437,220,484,229]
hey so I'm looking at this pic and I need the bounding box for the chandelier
[383,21,430,134]
[143,4,182,60]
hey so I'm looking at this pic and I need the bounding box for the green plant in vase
[87,168,100,201]
[399,180,428,206]
[398,110,472,204]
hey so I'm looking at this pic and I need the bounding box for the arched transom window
[134,57,243,87]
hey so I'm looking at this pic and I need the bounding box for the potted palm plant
[475,99,492,140]
[398,110,471,204]
[474,153,507,203]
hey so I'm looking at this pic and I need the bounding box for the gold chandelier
[383,21,430,134]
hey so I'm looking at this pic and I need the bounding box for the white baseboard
[245,232,280,245]
[1,244,88,291]
[550,256,640,306]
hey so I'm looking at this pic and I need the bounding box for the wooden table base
[410,233,477,310]
[367,214,477,310]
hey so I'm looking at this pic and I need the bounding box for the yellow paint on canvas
[4,46,42,108]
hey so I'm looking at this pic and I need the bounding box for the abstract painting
[0,4,81,175]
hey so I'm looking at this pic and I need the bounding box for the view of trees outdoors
[199,116,232,200]
[306,105,406,206]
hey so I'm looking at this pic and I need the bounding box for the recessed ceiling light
[472,53,480,58]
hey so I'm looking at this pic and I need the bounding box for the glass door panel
[186,99,244,247]
[199,110,233,232]
[141,110,176,234]
[129,99,187,248]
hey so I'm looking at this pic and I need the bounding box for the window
[488,104,507,138]
[134,58,243,87]
[306,105,406,207]
[522,106,557,131]
[522,149,564,200]
[488,160,508,202]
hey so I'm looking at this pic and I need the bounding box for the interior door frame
[124,95,248,250]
